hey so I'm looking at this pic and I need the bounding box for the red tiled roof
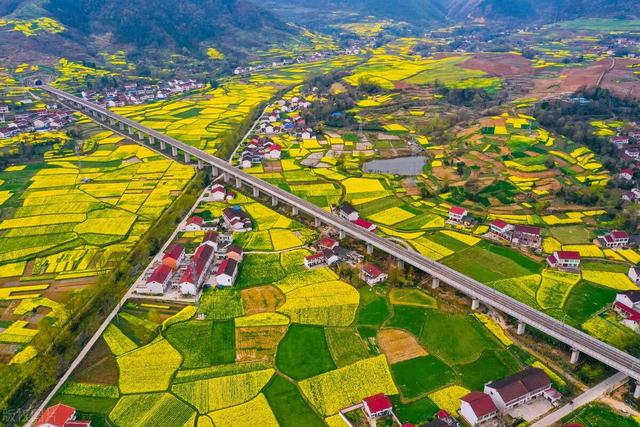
[305,252,326,261]
[353,218,376,230]
[491,219,509,229]
[319,237,337,248]
[186,216,204,225]
[211,184,225,193]
[163,244,184,261]
[204,231,219,243]
[461,391,497,417]
[614,302,640,321]
[363,393,392,413]
[436,410,450,419]
[514,224,541,235]
[621,169,634,175]
[612,230,629,239]
[194,244,215,277]
[270,144,282,151]
[362,262,384,278]
[35,404,75,427]
[179,266,196,285]
[556,251,581,260]
[449,206,467,215]
[147,264,172,284]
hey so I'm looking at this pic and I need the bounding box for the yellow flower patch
[235,313,290,328]
[9,345,37,364]
[118,337,182,394]
[173,369,274,413]
[542,237,562,254]
[440,230,480,246]
[299,355,398,416]
[342,177,386,194]
[581,271,636,291]
[428,386,471,415]
[618,249,640,264]
[208,394,279,427]
[368,207,415,226]
[474,313,513,346]
[561,244,603,258]
[269,229,304,251]
[103,324,138,356]
[531,361,566,389]
[277,281,359,326]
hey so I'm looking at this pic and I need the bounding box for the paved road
[42,85,640,381]
[531,372,628,427]
[25,131,209,427]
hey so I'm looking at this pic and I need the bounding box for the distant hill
[266,0,639,26]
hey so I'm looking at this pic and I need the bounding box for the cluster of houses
[239,136,283,168]
[35,404,90,427]
[344,368,558,427]
[80,79,205,108]
[303,235,385,285]
[459,367,560,426]
[136,196,254,297]
[0,102,76,139]
[232,46,362,76]
[486,218,542,250]
[447,206,478,229]
[338,203,377,232]
[613,290,640,331]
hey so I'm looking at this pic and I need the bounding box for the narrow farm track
[42,86,640,385]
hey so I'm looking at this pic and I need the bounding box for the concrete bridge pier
[634,383,640,399]
[471,298,480,311]
[149,136,155,145]
[138,131,144,140]
[171,146,178,157]
[211,166,218,177]
[314,217,321,227]
[570,349,580,364]
[271,196,278,207]
[128,126,134,135]
[339,230,346,240]
[252,187,259,198]
[366,244,374,254]
[292,206,299,216]
[160,140,166,150]
[432,277,440,289]
[517,321,526,335]
[184,152,191,163]
[197,159,203,170]
[119,122,125,131]
[109,118,116,126]
[235,177,242,189]
[223,173,230,183]
[397,259,405,270]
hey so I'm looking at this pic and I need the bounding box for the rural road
[531,371,628,427]
[24,131,215,427]
[43,84,640,385]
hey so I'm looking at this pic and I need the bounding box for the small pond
[363,156,427,176]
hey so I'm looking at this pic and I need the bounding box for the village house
[162,244,185,270]
[597,230,630,249]
[613,135,630,146]
[208,184,228,201]
[620,169,635,181]
[448,206,468,224]
[511,225,542,249]
[202,231,220,252]
[35,404,91,427]
[323,249,340,265]
[459,391,499,426]
[226,244,244,262]
[613,290,640,330]
[216,258,239,287]
[353,217,377,232]
[360,262,388,286]
[318,236,339,250]
[179,243,215,296]
[546,251,581,270]
[184,216,205,231]
[142,264,174,294]
[304,252,326,269]
[484,367,555,412]
[628,266,640,285]
[222,207,252,232]
[489,219,514,241]
[362,393,393,420]
[338,203,359,221]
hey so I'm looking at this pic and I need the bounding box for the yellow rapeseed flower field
[299,355,398,416]
[428,386,471,415]
[278,281,359,326]
[208,394,279,427]
[117,337,182,393]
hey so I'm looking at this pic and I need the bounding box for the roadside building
[448,206,468,223]
[483,367,552,412]
[362,393,393,420]
[318,236,339,250]
[226,244,244,262]
[216,258,239,287]
[35,404,91,427]
[222,207,252,232]
[489,219,514,241]
[597,230,630,249]
[511,225,541,249]
[353,218,377,232]
[628,266,640,285]
[144,264,173,294]
[459,391,499,426]
[339,203,359,221]
[184,216,204,231]
[613,290,640,330]
[304,252,326,269]
[360,262,388,286]
[162,244,185,270]
[546,251,581,271]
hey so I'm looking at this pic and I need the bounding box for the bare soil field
[377,328,428,364]
[462,53,535,77]
[240,285,285,315]
[235,326,287,362]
